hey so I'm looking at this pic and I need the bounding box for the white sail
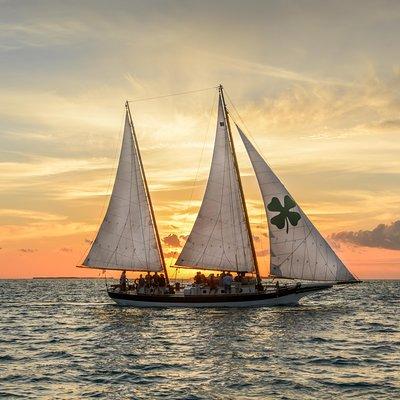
[237,125,356,282]
[83,111,163,271]
[176,95,255,272]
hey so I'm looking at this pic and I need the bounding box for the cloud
[363,119,400,132]
[204,50,352,87]
[164,250,180,258]
[60,247,72,252]
[179,234,188,242]
[236,71,400,140]
[163,234,181,247]
[331,220,400,250]
[0,222,96,243]
[0,209,67,222]
[0,21,89,50]
[19,248,37,253]
[0,156,111,184]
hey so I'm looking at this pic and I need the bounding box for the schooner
[78,85,359,307]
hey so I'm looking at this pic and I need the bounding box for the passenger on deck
[153,272,160,293]
[194,272,202,285]
[137,274,145,292]
[145,272,152,293]
[120,270,127,291]
[219,271,226,287]
[222,273,233,293]
[208,274,217,294]
[275,280,280,292]
[159,274,166,291]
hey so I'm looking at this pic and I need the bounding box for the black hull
[108,284,332,308]
[335,280,363,285]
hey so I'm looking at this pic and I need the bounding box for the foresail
[237,126,356,282]
[176,96,255,272]
[83,111,163,272]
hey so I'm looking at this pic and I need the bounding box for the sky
[0,0,399,279]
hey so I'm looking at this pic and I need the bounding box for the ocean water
[0,280,399,399]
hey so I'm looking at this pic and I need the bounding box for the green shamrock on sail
[267,195,301,233]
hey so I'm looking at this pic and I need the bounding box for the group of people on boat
[117,269,301,296]
[119,271,168,294]
[193,271,253,293]
[118,269,256,295]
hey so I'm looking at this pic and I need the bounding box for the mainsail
[82,105,164,272]
[176,90,256,273]
[237,125,356,282]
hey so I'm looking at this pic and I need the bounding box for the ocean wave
[0,279,399,399]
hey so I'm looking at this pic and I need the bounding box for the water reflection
[0,279,399,399]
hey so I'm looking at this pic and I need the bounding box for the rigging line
[128,121,144,269]
[226,113,246,270]
[221,120,237,270]
[131,126,149,269]
[223,89,265,155]
[192,113,231,268]
[128,105,158,271]
[275,227,313,269]
[227,133,239,269]
[299,214,342,280]
[127,86,217,103]
[104,106,147,270]
[222,88,259,276]
[217,137,229,268]
[173,89,218,266]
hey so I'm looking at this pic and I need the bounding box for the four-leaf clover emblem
[267,195,301,233]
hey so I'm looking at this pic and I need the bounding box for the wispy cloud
[60,247,73,252]
[234,71,400,139]
[19,248,37,253]
[0,21,89,50]
[1,221,96,243]
[0,157,112,195]
[201,50,355,87]
[362,119,400,132]
[0,209,67,222]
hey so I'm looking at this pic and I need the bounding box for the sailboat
[78,85,359,307]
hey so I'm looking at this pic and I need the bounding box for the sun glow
[1,3,399,279]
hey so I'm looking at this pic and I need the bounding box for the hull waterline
[108,284,332,308]
[336,280,363,285]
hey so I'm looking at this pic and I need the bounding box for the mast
[125,101,170,285]
[218,85,262,283]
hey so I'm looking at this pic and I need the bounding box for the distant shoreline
[0,277,398,281]
[32,277,104,280]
